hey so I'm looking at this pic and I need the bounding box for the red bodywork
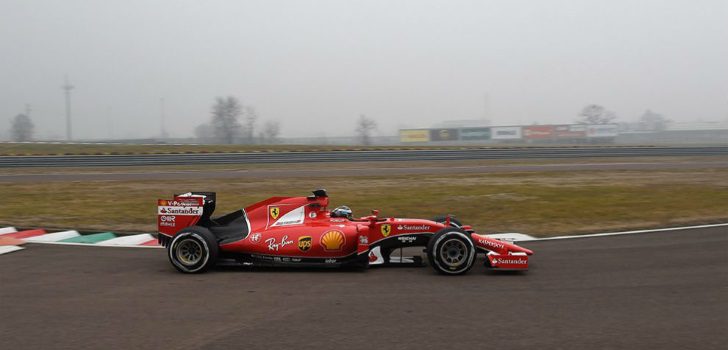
[158,191,533,270]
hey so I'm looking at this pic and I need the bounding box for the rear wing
[157,192,216,245]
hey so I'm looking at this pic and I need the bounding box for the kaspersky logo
[380,224,391,237]
[269,206,280,220]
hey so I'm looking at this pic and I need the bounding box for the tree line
[6,102,669,142]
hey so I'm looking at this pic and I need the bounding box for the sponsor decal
[492,257,527,265]
[159,215,176,227]
[368,246,384,264]
[478,238,505,251]
[359,235,368,244]
[250,233,261,243]
[291,258,302,262]
[320,230,346,251]
[330,218,346,223]
[271,206,305,227]
[298,236,312,252]
[157,206,203,216]
[308,211,317,219]
[380,224,391,237]
[265,235,293,251]
[269,206,280,220]
[397,224,430,231]
[324,259,337,264]
[397,236,417,243]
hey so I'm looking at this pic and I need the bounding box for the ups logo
[298,236,312,252]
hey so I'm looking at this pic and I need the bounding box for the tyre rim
[176,239,203,266]
[440,238,467,267]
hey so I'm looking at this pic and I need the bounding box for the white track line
[517,222,728,242]
[0,227,18,235]
[24,230,80,242]
[26,241,162,249]
[0,246,24,255]
[95,233,155,246]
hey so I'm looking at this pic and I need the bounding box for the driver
[330,205,353,220]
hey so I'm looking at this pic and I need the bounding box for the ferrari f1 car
[157,190,533,275]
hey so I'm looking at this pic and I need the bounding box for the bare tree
[194,123,214,140]
[355,114,377,145]
[640,109,668,131]
[211,96,242,144]
[576,104,617,124]
[259,121,281,144]
[10,113,34,141]
[242,106,258,143]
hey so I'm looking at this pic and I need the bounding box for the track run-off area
[1,225,726,349]
[1,145,727,167]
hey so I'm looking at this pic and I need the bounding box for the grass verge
[1,167,726,237]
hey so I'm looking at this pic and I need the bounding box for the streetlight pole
[62,76,74,141]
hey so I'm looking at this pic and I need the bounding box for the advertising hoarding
[587,124,619,137]
[459,127,491,141]
[399,129,431,143]
[523,125,555,139]
[553,124,587,138]
[490,126,522,140]
[429,128,459,141]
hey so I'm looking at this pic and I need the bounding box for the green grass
[0,142,696,156]
[0,143,487,156]
[2,168,727,236]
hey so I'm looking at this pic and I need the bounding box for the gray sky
[1,0,727,139]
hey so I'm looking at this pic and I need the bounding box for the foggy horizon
[2,0,727,140]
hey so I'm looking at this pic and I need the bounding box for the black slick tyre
[427,228,476,275]
[168,226,219,273]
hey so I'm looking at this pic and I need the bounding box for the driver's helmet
[331,205,353,219]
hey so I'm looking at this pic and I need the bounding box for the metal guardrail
[0,146,726,167]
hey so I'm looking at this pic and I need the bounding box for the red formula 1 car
[157,189,533,275]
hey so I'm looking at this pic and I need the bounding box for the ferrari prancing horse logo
[380,224,391,237]
[269,206,280,220]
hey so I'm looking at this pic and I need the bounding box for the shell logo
[320,230,346,251]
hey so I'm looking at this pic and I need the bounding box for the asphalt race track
[1,226,726,349]
[1,145,727,167]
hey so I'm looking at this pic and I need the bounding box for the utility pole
[62,76,74,141]
[160,97,168,138]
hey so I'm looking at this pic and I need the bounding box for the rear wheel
[168,227,218,273]
[427,228,475,275]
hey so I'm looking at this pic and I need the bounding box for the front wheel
[431,215,463,228]
[426,228,475,275]
[168,227,219,273]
